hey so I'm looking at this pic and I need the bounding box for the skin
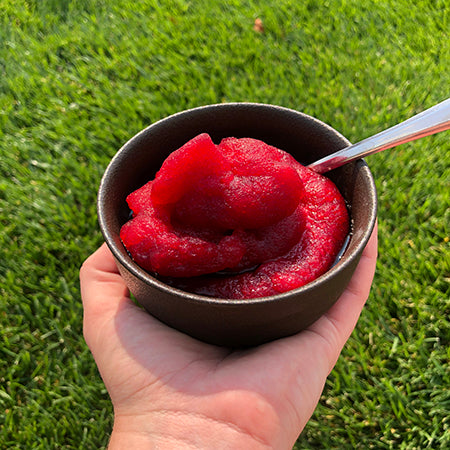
[80,223,377,449]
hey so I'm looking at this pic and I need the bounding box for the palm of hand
[81,226,376,448]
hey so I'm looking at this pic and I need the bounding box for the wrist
[108,409,273,449]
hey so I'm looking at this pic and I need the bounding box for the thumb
[79,243,133,350]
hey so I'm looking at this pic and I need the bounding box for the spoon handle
[307,97,450,174]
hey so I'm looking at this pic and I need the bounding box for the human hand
[80,223,377,449]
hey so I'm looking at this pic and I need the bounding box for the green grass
[0,0,449,448]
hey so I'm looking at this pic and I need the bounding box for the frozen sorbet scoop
[120,133,349,299]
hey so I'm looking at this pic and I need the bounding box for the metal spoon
[307,97,450,174]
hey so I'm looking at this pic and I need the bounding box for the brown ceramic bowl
[98,103,377,347]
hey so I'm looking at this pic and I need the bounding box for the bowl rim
[98,102,377,306]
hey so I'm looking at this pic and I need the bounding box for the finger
[82,242,121,273]
[80,243,130,310]
[80,243,133,349]
[305,220,378,372]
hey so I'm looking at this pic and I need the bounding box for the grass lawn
[1,0,449,448]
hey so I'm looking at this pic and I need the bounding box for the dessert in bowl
[98,103,377,347]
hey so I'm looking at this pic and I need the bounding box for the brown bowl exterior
[98,103,377,347]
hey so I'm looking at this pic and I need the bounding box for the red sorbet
[120,133,349,299]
